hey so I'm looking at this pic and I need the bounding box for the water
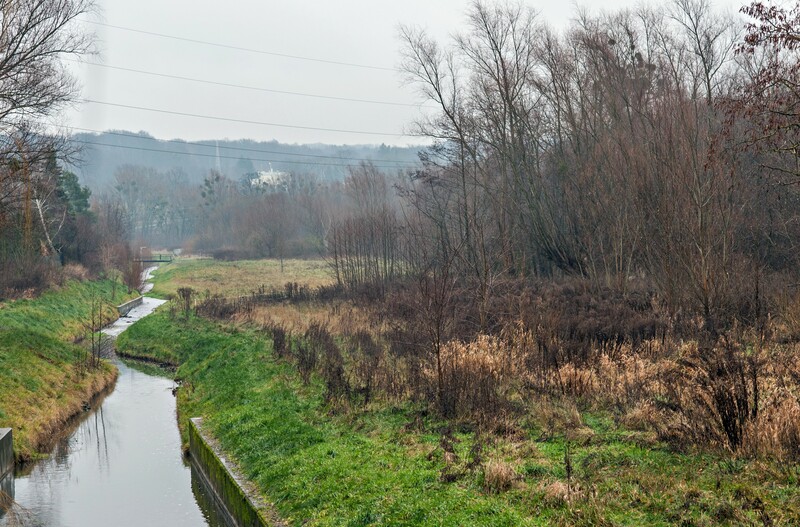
[102,296,167,338]
[0,269,230,526]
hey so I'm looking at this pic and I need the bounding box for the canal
[0,272,228,526]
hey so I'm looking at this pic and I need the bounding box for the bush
[349,331,383,404]
[269,323,288,358]
[483,460,519,493]
[305,323,349,400]
[426,336,511,420]
[0,250,60,298]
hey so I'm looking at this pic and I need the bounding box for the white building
[251,165,290,190]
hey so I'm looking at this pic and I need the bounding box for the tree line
[107,0,800,340]
[377,0,800,335]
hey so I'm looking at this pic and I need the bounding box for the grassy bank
[118,311,800,526]
[0,279,136,460]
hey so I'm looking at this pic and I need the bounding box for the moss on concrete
[189,417,273,527]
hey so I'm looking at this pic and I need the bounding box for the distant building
[250,165,290,191]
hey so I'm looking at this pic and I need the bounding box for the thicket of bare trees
[328,163,403,291]
[172,0,799,348]
[388,0,800,334]
[118,161,400,271]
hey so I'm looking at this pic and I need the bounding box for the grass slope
[118,312,800,526]
[0,279,136,460]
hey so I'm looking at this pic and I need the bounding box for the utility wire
[66,59,425,108]
[69,126,421,165]
[81,99,409,137]
[84,20,399,73]
[71,139,413,170]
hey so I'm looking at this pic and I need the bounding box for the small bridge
[134,254,174,264]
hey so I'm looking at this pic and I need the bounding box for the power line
[69,126,421,165]
[66,59,425,108]
[71,139,414,170]
[84,20,398,73]
[81,99,409,137]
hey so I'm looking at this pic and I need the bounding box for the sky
[64,0,747,147]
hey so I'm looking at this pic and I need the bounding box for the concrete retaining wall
[188,418,271,527]
[0,429,12,478]
[117,296,143,317]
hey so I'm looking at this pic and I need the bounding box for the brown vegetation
[162,0,800,465]
[190,271,800,462]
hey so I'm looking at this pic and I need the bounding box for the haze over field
[70,131,421,189]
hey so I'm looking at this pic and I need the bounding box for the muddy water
[0,270,230,526]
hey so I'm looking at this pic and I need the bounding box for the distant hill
[69,130,423,191]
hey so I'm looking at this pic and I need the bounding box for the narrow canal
[0,271,229,526]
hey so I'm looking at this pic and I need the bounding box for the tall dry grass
[192,276,800,460]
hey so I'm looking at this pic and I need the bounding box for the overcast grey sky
[64,0,746,146]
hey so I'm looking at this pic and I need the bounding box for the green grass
[0,278,136,341]
[0,278,136,460]
[147,258,332,299]
[118,312,800,526]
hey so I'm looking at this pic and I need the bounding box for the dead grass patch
[483,459,520,493]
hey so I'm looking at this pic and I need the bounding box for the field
[0,279,137,460]
[116,258,800,526]
[148,258,332,299]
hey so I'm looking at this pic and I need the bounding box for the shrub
[483,460,519,493]
[301,323,350,399]
[269,323,288,358]
[649,338,758,451]
[349,330,382,404]
[426,336,510,420]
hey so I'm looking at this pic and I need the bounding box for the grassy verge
[0,278,136,460]
[147,258,332,299]
[117,312,800,526]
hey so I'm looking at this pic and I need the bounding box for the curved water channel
[0,269,229,527]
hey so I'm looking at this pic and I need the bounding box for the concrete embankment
[116,296,143,317]
[0,429,11,478]
[104,297,167,338]
[188,418,279,527]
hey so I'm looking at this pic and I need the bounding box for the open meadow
[148,258,332,299]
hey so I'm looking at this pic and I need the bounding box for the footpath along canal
[0,268,229,527]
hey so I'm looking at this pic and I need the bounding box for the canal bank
[0,429,11,479]
[189,418,282,527]
[0,278,136,462]
[0,428,11,511]
[1,266,232,526]
[0,361,229,527]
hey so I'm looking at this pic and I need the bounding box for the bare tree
[0,0,94,135]
[733,0,800,180]
[0,0,95,292]
[328,163,403,292]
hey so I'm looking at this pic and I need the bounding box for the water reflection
[0,472,13,521]
[191,464,236,526]
[0,362,229,527]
